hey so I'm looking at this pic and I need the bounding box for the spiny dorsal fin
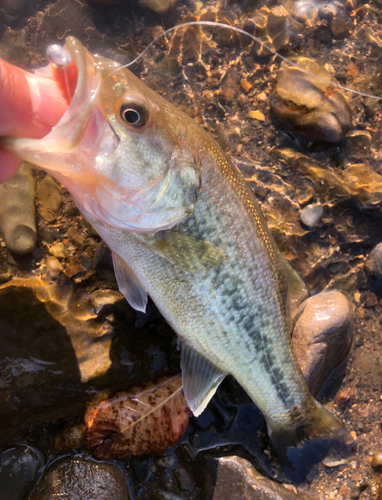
[181,344,226,416]
[112,252,148,313]
[138,229,225,275]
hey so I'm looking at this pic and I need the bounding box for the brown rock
[292,290,354,397]
[212,456,319,499]
[363,290,378,308]
[270,58,352,143]
[370,452,382,471]
[330,17,349,39]
[36,175,62,222]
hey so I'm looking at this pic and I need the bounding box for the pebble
[256,92,268,102]
[49,242,68,259]
[370,452,382,470]
[292,290,354,397]
[36,174,62,222]
[0,164,36,254]
[248,110,265,121]
[29,456,129,500]
[364,242,382,287]
[46,255,63,278]
[55,424,85,452]
[0,445,44,500]
[300,203,324,228]
[363,290,378,308]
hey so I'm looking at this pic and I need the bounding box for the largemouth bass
[2,37,353,469]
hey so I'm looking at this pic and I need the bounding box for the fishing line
[112,20,382,101]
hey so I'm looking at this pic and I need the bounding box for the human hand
[0,58,67,183]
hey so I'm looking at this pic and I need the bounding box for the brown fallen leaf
[84,374,191,459]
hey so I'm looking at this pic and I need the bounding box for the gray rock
[29,456,129,500]
[36,174,62,222]
[212,455,319,499]
[292,290,354,397]
[0,164,36,254]
[0,445,44,500]
[364,242,382,287]
[300,203,324,228]
[270,58,352,143]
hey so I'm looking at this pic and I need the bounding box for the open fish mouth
[2,37,119,178]
[47,36,104,151]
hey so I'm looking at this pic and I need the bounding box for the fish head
[3,37,201,233]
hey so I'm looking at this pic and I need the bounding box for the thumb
[0,58,67,182]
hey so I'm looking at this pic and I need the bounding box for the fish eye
[120,103,149,127]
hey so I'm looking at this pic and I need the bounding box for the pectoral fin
[181,344,226,416]
[139,230,225,275]
[112,252,148,313]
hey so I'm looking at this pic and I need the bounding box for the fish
[2,37,354,471]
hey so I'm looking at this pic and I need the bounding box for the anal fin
[181,344,226,416]
[112,252,148,313]
[281,255,309,317]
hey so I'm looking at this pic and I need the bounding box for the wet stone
[29,456,129,500]
[49,242,68,259]
[292,290,354,397]
[270,58,352,143]
[36,174,62,222]
[364,242,382,287]
[330,17,349,39]
[139,0,177,14]
[0,163,36,255]
[370,452,382,470]
[212,455,318,499]
[300,203,323,228]
[46,255,63,278]
[0,444,44,500]
[363,290,378,308]
[55,424,86,452]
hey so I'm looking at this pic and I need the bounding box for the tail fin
[268,401,355,481]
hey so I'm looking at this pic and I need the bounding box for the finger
[0,58,67,138]
[0,147,23,183]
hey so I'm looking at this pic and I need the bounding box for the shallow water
[1,1,382,499]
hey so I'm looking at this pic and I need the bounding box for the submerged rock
[212,455,318,499]
[0,278,114,436]
[139,0,177,14]
[29,456,129,500]
[300,203,323,228]
[370,452,382,470]
[270,58,352,142]
[0,445,44,500]
[292,290,354,397]
[0,163,36,254]
[364,242,382,287]
[244,5,290,57]
[36,174,62,222]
